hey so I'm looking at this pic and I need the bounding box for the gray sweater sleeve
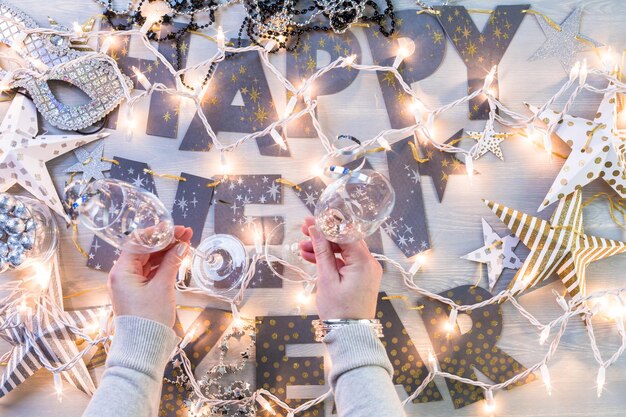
[324,324,406,417]
[82,316,180,417]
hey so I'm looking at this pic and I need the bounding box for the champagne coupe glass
[314,169,395,244]
[67,179,248,294]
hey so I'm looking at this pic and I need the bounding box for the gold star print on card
[484,190,626,300]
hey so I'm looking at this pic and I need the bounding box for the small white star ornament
[462,218,523,290]
[0,95,108,221]
[466,120,507,160]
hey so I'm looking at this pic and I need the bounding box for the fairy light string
[0,8,624,416]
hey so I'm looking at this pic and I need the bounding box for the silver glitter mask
[0,1,132,130]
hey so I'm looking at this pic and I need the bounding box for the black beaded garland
[97,0,396,88]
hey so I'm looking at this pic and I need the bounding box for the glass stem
[188,246,223,268]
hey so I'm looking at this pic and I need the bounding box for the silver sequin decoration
[0,1,132,130]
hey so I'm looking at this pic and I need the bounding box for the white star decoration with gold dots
[0,95,108,220]
[528,87,626,211]
[466,120,507,160]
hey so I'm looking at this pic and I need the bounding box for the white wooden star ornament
[528,87,626,211]
[461,218,523,290]
[0,95,108,221]
[466,121,508,160]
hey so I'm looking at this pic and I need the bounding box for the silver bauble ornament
[4,218,25,235]
[24,218,36,232]
[7,234,21,247]
[0,213,9,228]
[0,242,8,258]
[8,249,25,267]
[0,194,16,213]
[12,201,30,219]
[19,233,35,250]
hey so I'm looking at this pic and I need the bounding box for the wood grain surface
[1,0,625,416]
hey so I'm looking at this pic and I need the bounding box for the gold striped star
[484,190,626,300]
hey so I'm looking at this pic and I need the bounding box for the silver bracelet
[312,319,384,342]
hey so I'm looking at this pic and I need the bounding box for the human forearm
[82,316,180,417]
[324,324,406,417]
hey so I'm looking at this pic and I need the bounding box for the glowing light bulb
[343,54,357,67]
[311,162,324,177]
[543,131,553,156]
[0,71,12,92]
[484,65,497,88]
[569,61,580,81]
[483,389,496,416]
[283,96,298,119]
[72,21,83,36]
[220,152,231,174]
[125,112,136,140]
[53,373,64,403]
[601,47,616,72]
[539,326,550,345]
[253,229,264,254]
[297,282,315,305]
[12,32,26,52]
[180,324,199,349]
[264,38,277,52]
[409,252,427,276]
[270,128,288,151]
[31,262,50,290]
[464,154,474,180]
[392,46,410,68]
[596,366,606,398]
[100,35,114,54]
[579,59,588,86]
[256,395,276,415]
[540,364,552,396]
[444,308,458,336]
[140,1,171,34]
[512,275,531,294]
[427,349,439,372]
[378,137,391,151]
[216,26,225,49]
[132,66,152,90]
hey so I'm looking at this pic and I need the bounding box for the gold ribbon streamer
[63,285,107,299]
[101,157,120,165]
[381,295,424,310]
[582,192,626,231]
[143,168,187,182]
[188,30,235,46]
[581,123,606,152]
[408,141,429,163]
[275,178,302,192]
[366,146,387,154]
[206,180,221,188]
[72,223,89,258]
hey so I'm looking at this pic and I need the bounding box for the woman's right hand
[299,217,382,320]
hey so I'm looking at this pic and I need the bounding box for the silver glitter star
[528,7,603,70]
[64,141,111,192]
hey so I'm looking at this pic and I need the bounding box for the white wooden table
[1,0,626,416]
